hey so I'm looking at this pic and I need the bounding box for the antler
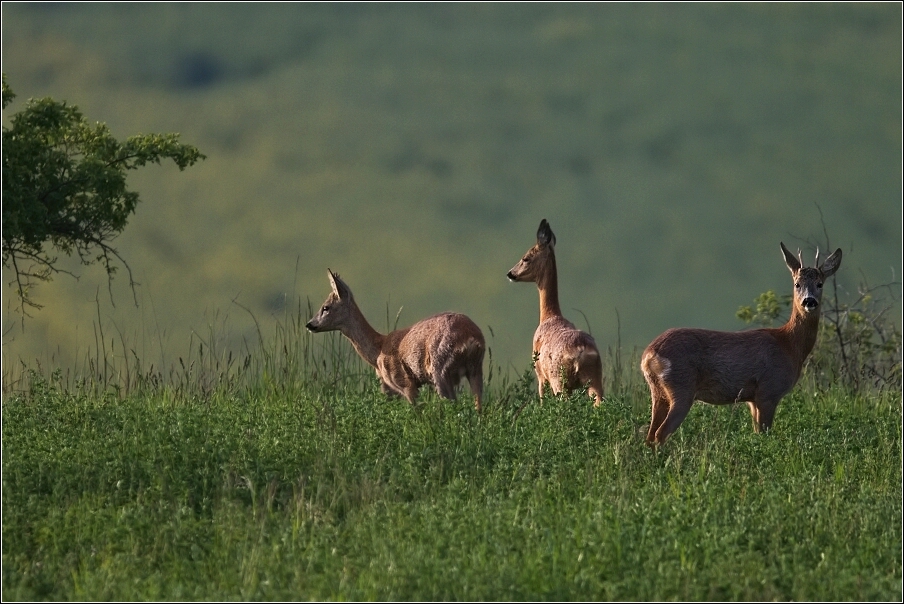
[814,247,820,268]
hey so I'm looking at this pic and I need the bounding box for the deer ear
[327,269,346,298]
[780,242,800,273]
[819,248,842,278]
[537,219,556,248]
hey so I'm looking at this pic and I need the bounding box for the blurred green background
[2,3,901,377]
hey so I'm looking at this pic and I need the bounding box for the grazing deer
[306,270,486,413]
[506,219,605,406]
[641,242,842,446]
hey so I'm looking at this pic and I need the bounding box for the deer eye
[817,282,823,289]
[321,305,330,313]
[795,282,801,289]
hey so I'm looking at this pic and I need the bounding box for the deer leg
[467,370,483,414]
[587,371,605,407]
[750,399,780,433]
[385,376,419,404]
[588,384,604,407]
[579,355,605,407]
[535,364,549,400]
[654,384,695,445]
[646,382,670,445]
[550,363,569,397]
[380,381,400,398]
[746,401,760,431]
[400,382,420,405]
[434,373,458,401]
[379,357,420,405]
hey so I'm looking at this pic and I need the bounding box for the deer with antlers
[641,242,842,446]
[306,270,486,413]
[507,219,605,406]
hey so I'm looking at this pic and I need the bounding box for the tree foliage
[2,74,205,314]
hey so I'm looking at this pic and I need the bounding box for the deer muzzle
[801,297,819,311]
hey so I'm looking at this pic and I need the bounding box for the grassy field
[2,317,901,601]
[2,5,902,599]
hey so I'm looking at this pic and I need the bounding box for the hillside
[2,3,901,378]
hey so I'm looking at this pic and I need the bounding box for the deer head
[780,242,842,315]
[507,219,557,284]
[305,269,355,333]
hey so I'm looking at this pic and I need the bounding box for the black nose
[802,297,818,310]
[305,321,316,332]
[506,271,516,281]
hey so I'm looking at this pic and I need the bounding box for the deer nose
[305,320,317,332]
[506,271,516,281]
[802,297,819,310]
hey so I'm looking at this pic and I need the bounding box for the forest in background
[2,3,901,379]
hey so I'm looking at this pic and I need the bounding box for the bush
[737,279,901,394]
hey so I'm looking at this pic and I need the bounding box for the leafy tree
[2,74,205,314]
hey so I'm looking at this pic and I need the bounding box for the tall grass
[2,295,901,601]
[2,296,371,401]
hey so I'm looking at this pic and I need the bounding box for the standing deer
[306,270,486,413]
[641,242,842,446]
[506,219,605,406]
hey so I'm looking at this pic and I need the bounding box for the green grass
[2,5,900,599]
[3,346,900,601]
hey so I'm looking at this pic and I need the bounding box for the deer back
[388,312,485,384]
[643,327,803,404]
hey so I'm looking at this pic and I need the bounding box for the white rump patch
[642,351,671,379]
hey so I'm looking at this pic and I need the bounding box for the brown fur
[306,270,486,413]
[641,242,842,446]
[507,219,604,405]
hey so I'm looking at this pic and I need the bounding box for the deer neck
[776,304,821,372]
[340,304,386,368]
[537,256,563,323]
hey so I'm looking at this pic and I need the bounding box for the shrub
[737,279,901,394]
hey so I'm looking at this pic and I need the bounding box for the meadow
[2,300,901,601]
[2,4,902,600]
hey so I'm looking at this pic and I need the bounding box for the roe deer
[506,219,605,406]
[306,270,486,413]
[641,242,842,446]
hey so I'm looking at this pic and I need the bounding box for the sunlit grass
[2,322,900,601]
[1,4,901,600]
